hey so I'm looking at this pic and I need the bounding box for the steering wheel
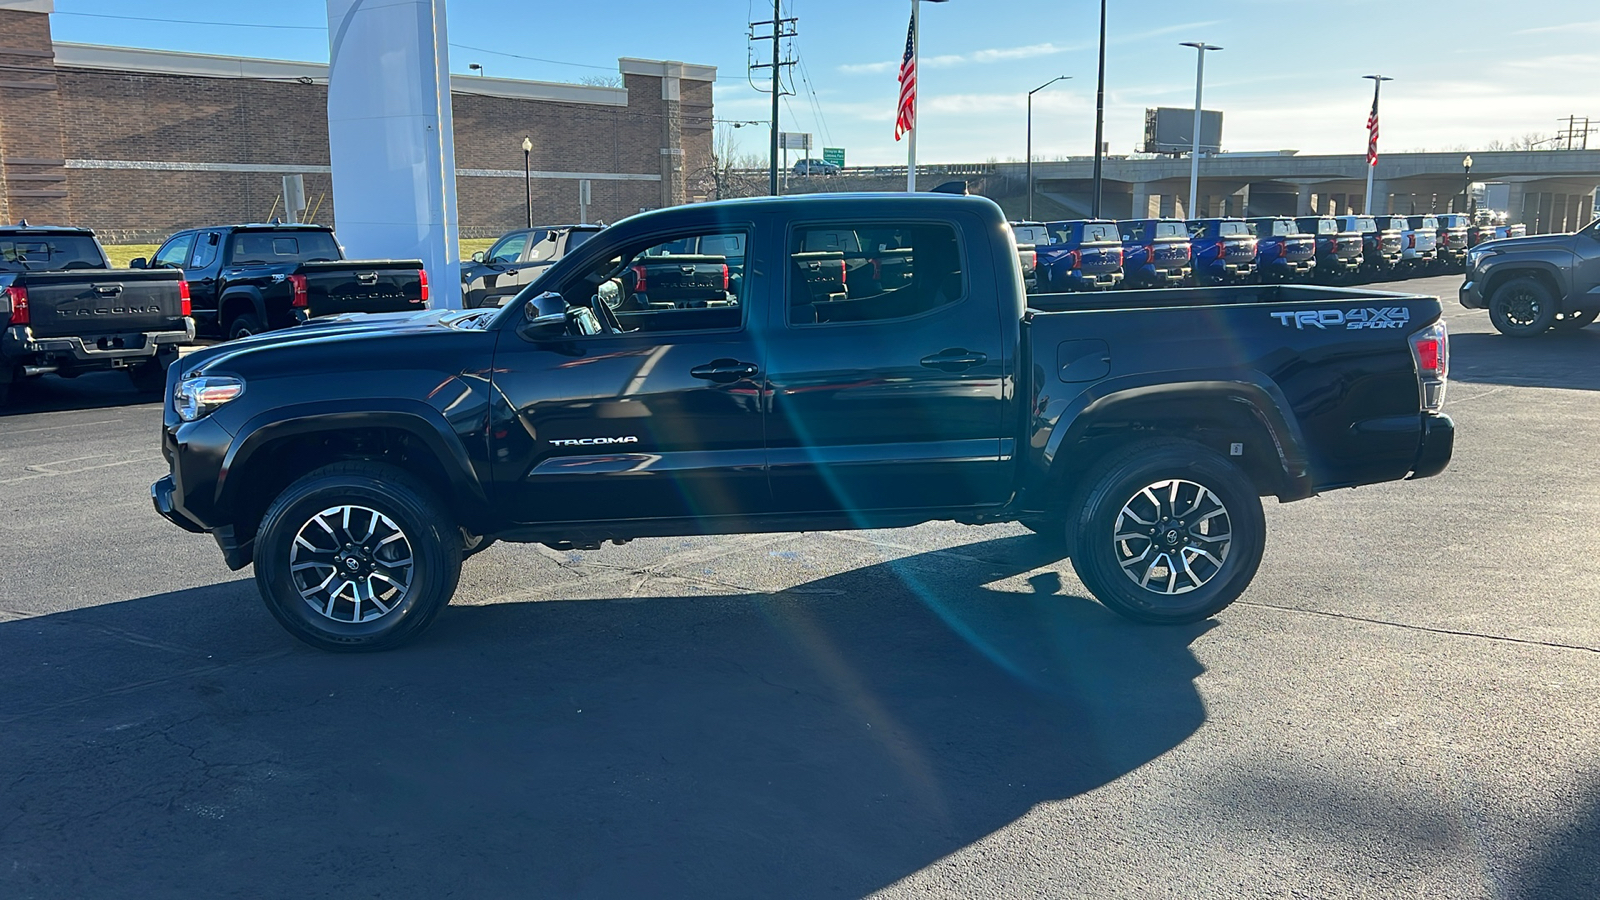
[591,294,626,334]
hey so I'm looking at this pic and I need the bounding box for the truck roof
[0,223,96,236]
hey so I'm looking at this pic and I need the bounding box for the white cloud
[837,41,1068,75]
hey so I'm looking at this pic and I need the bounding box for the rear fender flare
[1038,373,1312,502]
[217,400,491,531]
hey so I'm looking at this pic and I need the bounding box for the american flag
[894,13,916,141]
[1365,85,1380,167]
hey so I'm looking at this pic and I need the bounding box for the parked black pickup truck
[461,224,604,309]
[138,224,428,340]
[1,224,191,404]
[1460,216,1600,336]
[152,193,1454,651]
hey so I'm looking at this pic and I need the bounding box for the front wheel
[1488,277,1558,337]
[253,462,462,651]
[1068,439,1265,624]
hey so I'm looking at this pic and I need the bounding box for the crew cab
[1244,217,1315,283]
[1396,215,1438,272]
[1460,216,1600,336]
[1010,221,1050,292]
[151,193,1455,652]
[461,224,604,309]
[139,224,428,340]
[1037,220,1124,291]
[1294,215,1364,283]
[1186,218,1257,285]
[1,223,191,405]
[1336,215,1402,277]
[1431,214,1471,271]
[1116,218,1191,288]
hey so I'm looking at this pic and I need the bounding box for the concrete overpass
[774,150,1600,233]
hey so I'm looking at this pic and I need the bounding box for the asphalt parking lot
[2,273,1597,899]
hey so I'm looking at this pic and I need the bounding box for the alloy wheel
[289,504,415,623]
[1112,479,1232,595]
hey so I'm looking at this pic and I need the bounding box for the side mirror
[517,290,572,341]
[128,257,147,269]
[471,251,485,263]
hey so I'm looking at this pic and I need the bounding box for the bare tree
[577,74,623,88]
[689,125,767,201]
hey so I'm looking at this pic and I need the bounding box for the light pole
[521,136,533,229]
[468,63,483,76]
[1461,154,1473,215]
[1180,42,1221,219]
[1361,74,1392,215]
[1090,0,1106,216]
[1026,75,1071,221]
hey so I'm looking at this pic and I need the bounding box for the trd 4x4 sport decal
[1271,307,1411,330]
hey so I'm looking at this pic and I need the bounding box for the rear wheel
[228,313,264,341]
[253,461,461,651]
[1489,277,1558,337]
[1067,439,1265,624]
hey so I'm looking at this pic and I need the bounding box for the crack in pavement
[0,648,299,725]
[1239,600,1600,654]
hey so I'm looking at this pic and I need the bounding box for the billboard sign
[1143,108,1224,154]
[779,132,812,151]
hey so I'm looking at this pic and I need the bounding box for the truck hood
[1475,234,1573,253]
[177,309,481,375]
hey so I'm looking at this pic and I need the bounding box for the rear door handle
[920,348,988,372]
[690,359,759,383]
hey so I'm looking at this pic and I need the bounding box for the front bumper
[151,474,204,533]
[3,320,193,369]
[1459,279,1485,309]
[1408,413,1455,480]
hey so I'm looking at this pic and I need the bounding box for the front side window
[788,221,963,326]
[153,234,195,269]
[557,228,749,335]
[489,232,531,264]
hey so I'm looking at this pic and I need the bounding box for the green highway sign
[822,147,845,168]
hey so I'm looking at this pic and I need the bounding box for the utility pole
[749,3,797,196]
[1090,0,1107,217]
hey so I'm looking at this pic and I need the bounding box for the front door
[764,216,1012,514]
[1574,221,1600,301]
[490,224,770,526]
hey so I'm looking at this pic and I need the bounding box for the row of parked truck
[1012,214,1523,293]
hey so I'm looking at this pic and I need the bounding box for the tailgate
[1285,237,1316,258]
[640,254,727,302]
[300,260,426,317]
[1080,244,1121,271]
[18,270,185,338]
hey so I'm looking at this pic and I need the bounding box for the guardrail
[730,163,998,178]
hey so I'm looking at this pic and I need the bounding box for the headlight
[174,375,245,422]
[1465,248,1496,270]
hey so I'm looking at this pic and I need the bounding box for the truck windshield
[1217,221,1249,237]
[0,234,106,271]
[1153,222,1186,239]
[228,230,342,264]
[1082,224,1118,243]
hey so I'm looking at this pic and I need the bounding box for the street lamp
[469,63,484,76]
[1180,42,1221,219]
[521,136,533,229]
[1026,75,1071,220]
[1462,154,1474,216]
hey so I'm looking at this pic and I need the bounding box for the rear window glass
[1217,221,1249,237]
[1307,219,1338,234]
[228,230,342,264]
[1268,220,1300,237]
[1353,217,1377,232]
[1153,222,1186,238]
[0,235,106,271]
[1082,223,1118,243]
[1012,225,1050,245]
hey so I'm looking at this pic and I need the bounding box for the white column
[326,0,462,308]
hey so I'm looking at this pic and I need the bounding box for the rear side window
[189,232,221,268]
[788,221,963,326]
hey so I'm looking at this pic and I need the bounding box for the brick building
[0,1,714,241]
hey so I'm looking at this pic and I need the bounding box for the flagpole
[906,0,919,192]
[1362,74,1392,215]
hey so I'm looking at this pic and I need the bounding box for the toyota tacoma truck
[1245,217,1316,283]
[1,223,191,405]
[1337,215,1403,278]
[1186,218,1257,285]
[151,193,1455,652]
[1037,220,1124,291]
[1295,215,1364,283]
[138,224,429,340]
[1460,215,1600,336]
[461,224,604,309]
[1116,218,1191,288]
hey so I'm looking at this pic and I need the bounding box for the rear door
[185,230,224,317]
[765,213,1011,512]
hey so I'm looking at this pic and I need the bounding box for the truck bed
[1026,283,1430,313]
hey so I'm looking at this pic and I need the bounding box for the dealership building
[0,1,715,241]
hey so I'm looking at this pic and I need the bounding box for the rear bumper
[3,320,193,368]
[1408,413,1455,480]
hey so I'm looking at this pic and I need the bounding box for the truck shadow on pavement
[1448,329,1600,392]
[0,535,1210,898]
[0,370,159,415]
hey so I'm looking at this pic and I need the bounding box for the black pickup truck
[1,224,191,404]
[461,224,604,309]
[137,224,428,340]
[1460,216,1600,336]
[151,193,1454,652]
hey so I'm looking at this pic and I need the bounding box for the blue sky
[49,0,1600,165]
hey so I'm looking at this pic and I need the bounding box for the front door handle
[690,359,759,383]
[920,348,988,372]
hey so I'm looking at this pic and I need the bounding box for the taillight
[837,259,847,284]
[1410,321,1448,411]
[178,279,192,317]
[629,263,648,292]
[288,274,308,308]
[1407,233,1416,249]
[2,284,29,326]
[722,264,730,292]
[418,268,429,303]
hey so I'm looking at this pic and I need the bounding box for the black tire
[128,352,174,395]
[1488,277,1558,337]
[1067,438,1265,624]
[1554,309,1599,331]
[228,313,264,341]
[253,461,461,652]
